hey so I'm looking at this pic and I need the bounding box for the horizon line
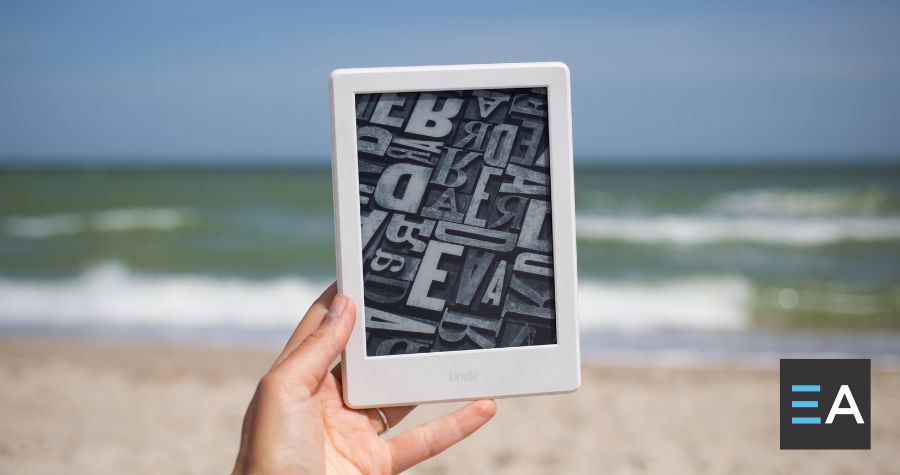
[2,157,899,171]
[1,154,899,166]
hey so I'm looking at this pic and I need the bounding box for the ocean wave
[3,208,194,238]
[0,262,749,332]
[0,263,326,328]
[577,214,900,246]
[706,186,894,216]
[578,276,751,331]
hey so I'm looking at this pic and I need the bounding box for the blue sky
[1,0,899,164]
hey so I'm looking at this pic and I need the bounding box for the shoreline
[2,337,899,474]
[4,326,900,367]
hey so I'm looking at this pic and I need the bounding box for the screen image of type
[355,87,556,356]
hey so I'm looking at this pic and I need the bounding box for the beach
[1,338,897,474]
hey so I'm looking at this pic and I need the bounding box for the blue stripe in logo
[791,417,822,425]
[791,400,818,408]
[791,385,820,392]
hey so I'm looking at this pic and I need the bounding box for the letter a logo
[826,385,864,424]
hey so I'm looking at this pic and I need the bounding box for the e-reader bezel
[330,62,579,409]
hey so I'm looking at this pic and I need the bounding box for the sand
[1,338,898,474]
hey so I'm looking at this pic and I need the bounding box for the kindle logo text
[448,369,478,383]
[780,359,870,450]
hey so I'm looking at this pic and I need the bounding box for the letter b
[405,93,463,138]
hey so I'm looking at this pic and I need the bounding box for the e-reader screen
[355,88,556,357]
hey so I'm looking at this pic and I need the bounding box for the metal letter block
[472,90,510,119]
[509,119,545,166]
[370,92,409,128]
[435,221,517,252]
[407,240,465,311]
[360,209,389,250]
[503,275,554,322]
[405,93,464,138]
[370,248,406,273]
[499,322,537,347]
[510,92,547,118]
[431,147,481,188]
[453,120,491,151]
[385,214,435,253]
[374,337,431,356]
[373,163,432,213]
[356,93,375,120]
[385,146,434,166]
[514,252,553,276]
[517,199,552,252]
[364,273,410,305]
[436,309,502,350]
[480,260,507,306]
[487,195,529,230]
[463,166,503,227]
[357,126,392,156]
[421,187,466,223]
[499,163,549,196]
[454,248,495,306]
[483,124,517,167]
[366,307,437,337]
[392,137,443,155]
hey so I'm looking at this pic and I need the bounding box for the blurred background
[1,1,899,474]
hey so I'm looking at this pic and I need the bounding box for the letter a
[472,90,510,118]
[826,385,864,424]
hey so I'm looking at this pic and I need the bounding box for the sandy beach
[1,338,898,474]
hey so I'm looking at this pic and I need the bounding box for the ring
[374,407,391,433]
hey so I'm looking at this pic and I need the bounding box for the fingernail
[326,294,348,320]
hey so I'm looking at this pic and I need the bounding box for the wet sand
[1,338,897,474]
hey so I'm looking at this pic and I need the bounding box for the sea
[2,163,899,364]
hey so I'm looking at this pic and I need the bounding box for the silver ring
[374,407,391,433]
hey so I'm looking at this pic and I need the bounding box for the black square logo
[780,359,870,450]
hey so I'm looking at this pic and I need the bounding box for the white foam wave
[0,263,326,328]
[707,186,891,216]
[3,208,193,238]
[578,276,751,331]
[0,263,749,332]
[577,214,900,246]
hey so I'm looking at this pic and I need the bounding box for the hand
[232,284,497,474]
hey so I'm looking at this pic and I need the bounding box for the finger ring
[374,407,391,433]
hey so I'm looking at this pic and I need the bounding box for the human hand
[232,283,497,474]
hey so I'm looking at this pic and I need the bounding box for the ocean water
[2,164,899,360]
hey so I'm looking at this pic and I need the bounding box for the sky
[1,0,899,164]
